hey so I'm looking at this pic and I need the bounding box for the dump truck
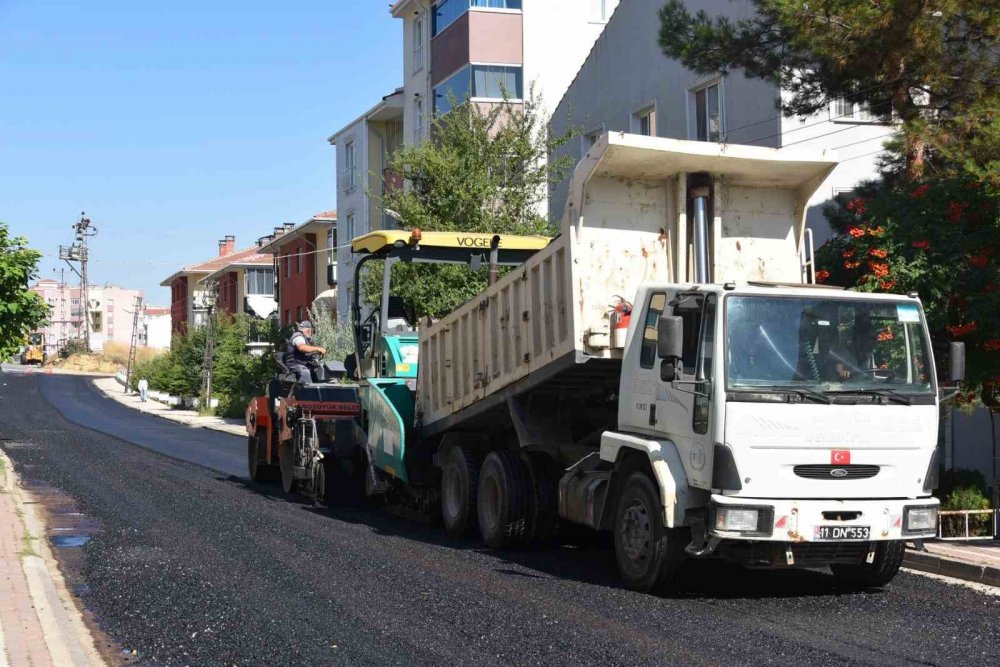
[342,134,962,591]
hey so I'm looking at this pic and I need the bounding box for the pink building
[29,280,143,354]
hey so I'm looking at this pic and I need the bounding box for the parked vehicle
[273,136,963,592]
[20,332,45,365]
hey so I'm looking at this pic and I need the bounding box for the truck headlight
[903,506,938,534]
[715,507,760,532]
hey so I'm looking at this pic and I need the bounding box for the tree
[657,0,999,176]
[370,89,574,320]
[0,222,49,361]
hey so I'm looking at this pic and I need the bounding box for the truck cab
[612,283,944,571]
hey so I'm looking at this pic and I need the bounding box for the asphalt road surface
[1,371,998,666]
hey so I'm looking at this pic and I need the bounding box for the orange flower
[869,248,888,258]
[947,201,968,223]
[846,197,867,214]
[842,249,856,258]
[844,260,862,270]
[969,254,989,268]
[911,184,930,199]
[868,261,890,278]
[947,322,978,337]
[868,226,885,237]
[815,269,831,283]
[879,280,897,291]
[878,328,895,341]
[848,226,866,238]
[912,240,931,250]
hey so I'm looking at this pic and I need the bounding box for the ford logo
[830,468,849,478]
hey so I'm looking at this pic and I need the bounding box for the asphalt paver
[1,373,998,666]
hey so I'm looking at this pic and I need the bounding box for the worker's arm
[296,342,326,356]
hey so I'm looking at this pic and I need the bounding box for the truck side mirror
[949,341,965,384]
[657,315,683,360]
[660,360,682,383]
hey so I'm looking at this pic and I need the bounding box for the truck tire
[477,450,530,549]
[440,443,480,538]
[613,470,684,593]
[247,430,278,482]
[524,452,559,544]
[830,540,905,589]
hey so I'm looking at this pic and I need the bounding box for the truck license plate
[813,525,870,541]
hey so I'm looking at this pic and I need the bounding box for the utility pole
[59,212,97,352]
[125,295,144,394]
[201,301,216,414]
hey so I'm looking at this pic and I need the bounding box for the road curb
[904,549,1000,588]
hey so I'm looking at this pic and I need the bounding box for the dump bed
[418,135,837,434]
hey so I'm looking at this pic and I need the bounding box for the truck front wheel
[441,443,480,538]
[830,540,905,589]
[613,471,684,593]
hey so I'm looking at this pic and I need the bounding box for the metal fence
[937,509,998,540]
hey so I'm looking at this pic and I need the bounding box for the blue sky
[0,0,400,304]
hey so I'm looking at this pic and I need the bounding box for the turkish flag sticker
[831,450,851,465]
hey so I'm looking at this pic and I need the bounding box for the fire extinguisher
[609,296,632,349]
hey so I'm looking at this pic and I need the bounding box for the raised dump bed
[418,135,837,435]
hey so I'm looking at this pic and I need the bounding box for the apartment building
[330,1,618,318]
[329,93,404,321]
[549,0,890,242]
[141,306,172,350]
[198,250,276,320]
[257,212,338,326]
[29,280,143,354]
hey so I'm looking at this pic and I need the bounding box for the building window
[284,254,291,279]
[413,14,424,74]
[296,306,303,323]
[327,227,337,265]
[831,99,892,124]
[592,0,612,21]
[692,81,722,142]
[284,309,290,325]
[344,139,357,190]
[245,268,274,295]
[296,246,303,274]
[414,97,424,137]
[632,104,656,136]
[432,0,523,37]
[345,214,355,245]
[434,64,523,114]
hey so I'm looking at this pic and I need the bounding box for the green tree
[657,0,999,176]
[370,89,574,320]
[0,222,50,361]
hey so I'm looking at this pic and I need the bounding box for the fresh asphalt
[1,370,998,666]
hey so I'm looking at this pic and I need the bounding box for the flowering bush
[816,174,1000,396]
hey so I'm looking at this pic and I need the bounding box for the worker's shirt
[284,331,310,366]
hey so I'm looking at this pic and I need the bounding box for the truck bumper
[706,494,939,543]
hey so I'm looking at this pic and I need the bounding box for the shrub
[940,480,993,538]
[309,305,354,364]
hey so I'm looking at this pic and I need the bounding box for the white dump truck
[349,134,962,591]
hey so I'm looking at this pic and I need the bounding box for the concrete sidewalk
[0,451,106,666]
[905,538,1000,587]
[91,377,245,437]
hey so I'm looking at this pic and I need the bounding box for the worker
[137,376,149,402]
[284,320,326,384]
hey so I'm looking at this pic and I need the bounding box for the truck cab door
[652,293,716,490]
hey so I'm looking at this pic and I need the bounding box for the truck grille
[790,542,870,566]
[793,464,880,480]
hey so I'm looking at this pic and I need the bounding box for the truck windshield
[725,295,934,396]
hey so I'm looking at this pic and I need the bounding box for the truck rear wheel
[247,430,278,482]
[477,450,529,549]
[441,443,480,538]
[524,452,558,544]
[613,471,684,593]
[830,540,905,589]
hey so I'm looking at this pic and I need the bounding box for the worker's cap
[298,320,313,330]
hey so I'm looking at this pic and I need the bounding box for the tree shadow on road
[221,472,882,602]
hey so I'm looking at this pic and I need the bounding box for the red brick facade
[169,276,189,334]
[216,271,240,315]
[277,233,316,326]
